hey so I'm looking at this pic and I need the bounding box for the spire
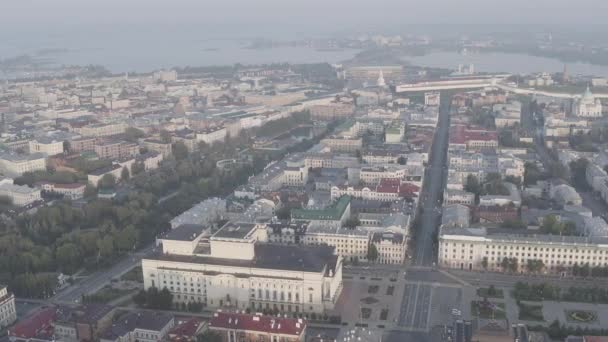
[377,70,386,88]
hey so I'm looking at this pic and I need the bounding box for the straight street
[52,244,154,303]
[413,94,451,266]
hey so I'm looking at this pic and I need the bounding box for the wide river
[404,51,608,77]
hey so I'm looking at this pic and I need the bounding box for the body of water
[1,33,359,74]
[404,51,608,77]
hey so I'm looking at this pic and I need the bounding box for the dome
[582,86,594,100]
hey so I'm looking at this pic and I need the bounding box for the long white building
[439,227,608,275]
[142,222,342,314]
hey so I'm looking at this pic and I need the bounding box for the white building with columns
[142,222,342,314]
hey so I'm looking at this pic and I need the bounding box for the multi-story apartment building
[75,122,127,138]
[303,154,359,169]
[439,227,608,275]
[0,152,46,177]
[0,286,16,329]
[0,178,41,206]
[29,137,64,156]
[196,127,227,145]
[449,125,498,151]
[143,139,172,158]
[69,136,98,153]
[94,141,139,160]
[87,164,122,187]
[142,222,342,314]
[443,189,475,206]
[320,136,362,153]
[358,165,409,186]
[371,230,408,265]
[303,225,370,263]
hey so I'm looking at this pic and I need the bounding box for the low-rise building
[100,311,174,342]
[292,196,351,229]
[38,182,86,200]
[53,304,115,342]
[209,311,306,342]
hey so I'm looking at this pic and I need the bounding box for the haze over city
[3,1,608,342]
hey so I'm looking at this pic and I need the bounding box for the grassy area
[120,266,143,282]
[83,285,135,304]
[518,302,544,322]
[471,300,506,319]
[477,287,504,299]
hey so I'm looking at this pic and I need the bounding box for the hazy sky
[3,0,608,35]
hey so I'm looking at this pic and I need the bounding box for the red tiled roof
[209,312,305,337]
[170,317,205,341]
[376,178,401,194]
[399,182,421,195]
[450,125,497,145]
[9,307,56,339]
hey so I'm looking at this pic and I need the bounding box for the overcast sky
[3,0,608,36]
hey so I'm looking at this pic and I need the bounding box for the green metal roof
[291,195,351,221]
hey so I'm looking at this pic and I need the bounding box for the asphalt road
[52,243,155,303]
[413,96,451,266]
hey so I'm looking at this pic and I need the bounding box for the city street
[413,94,451,267]
[52,243,155,303]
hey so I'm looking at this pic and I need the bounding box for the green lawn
[471,300,506,319]
[477,287,504,299]
[518,302,544,322]
[120,266,143,282]
[84,285,135,304]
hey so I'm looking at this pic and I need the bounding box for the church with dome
[573,86,602,118]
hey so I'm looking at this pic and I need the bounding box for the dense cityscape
[4,2,608,342]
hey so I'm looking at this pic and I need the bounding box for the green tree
[55,242,81,274]
[524,162,543,186]
[121,167,130,181]
[569,158,589,189]
[197,331,222,342]
[367,243,379,262]
[172,141,189,160]
[465,175,481,196]
[527,259,545,274]
[124,127,145,142]
[481,257,489,270]
[99,174,116,190]
[131,161,145,175]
